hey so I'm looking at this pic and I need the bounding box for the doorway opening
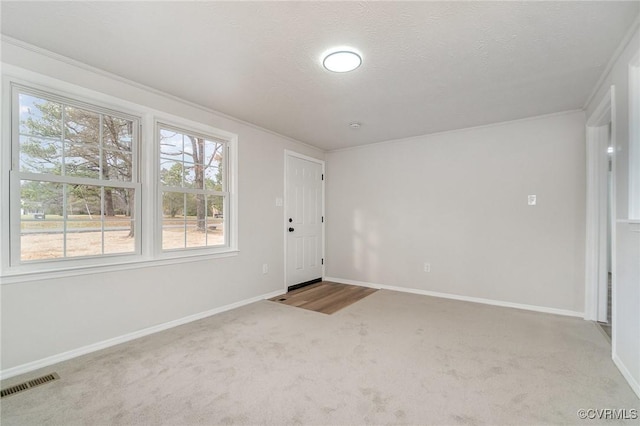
[600,126,614,339]
[585,86,616,344]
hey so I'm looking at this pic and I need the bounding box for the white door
[285,153,323,287]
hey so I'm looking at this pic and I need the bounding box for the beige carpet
[1,289,638,425]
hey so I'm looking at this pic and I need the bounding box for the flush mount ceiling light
[322,48,362,73]
[349,121,361,129]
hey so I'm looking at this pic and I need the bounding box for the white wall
[0,41,324,372]
[586,25,640,398]
[326,111,586,314]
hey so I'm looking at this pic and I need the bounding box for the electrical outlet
[423,262,431,273]
[262,264,268,274]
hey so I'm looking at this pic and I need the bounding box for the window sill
[0,250,239,285]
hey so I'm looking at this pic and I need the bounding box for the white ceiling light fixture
[349,121,361,129]
[322,47,362,73]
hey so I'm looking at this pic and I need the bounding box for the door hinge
[321,258,324,265]
[321,174,324,181]
[321,216,324,223]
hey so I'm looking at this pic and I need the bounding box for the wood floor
[269,281,377,314]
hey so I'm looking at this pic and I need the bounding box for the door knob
[288,227,295,232]
[289,218,293,223]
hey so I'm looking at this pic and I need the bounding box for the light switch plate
[275,197,283,207]
[528,195,537,205]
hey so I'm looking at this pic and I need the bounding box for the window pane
[21,180,64,217]
[66,184,102,218]
[64,106,99,145]
[183,135,197,164]
[160,160,183,188]
[185,193,206,248]
[64,143,100,179]
[106,187,134,217]
[159,129,183,159]
[206,196,225,246]
[20,179,64,260]
[186,221,206,248]
[103,116,133,152]
[65,221,103,257]
[204,141,224,190]
[162,191,184,220]
[104,222,135,254]
[204,165,222,190]
[19,135,62,174]
[183,164,202,189]
[162,191,185,250]
[19,94,62,138]
[104,187,134,254]
[205,141,223,166]
[102,149,132,181]
[21,222,64,261]
[185,193,205,228]
[162,221,185,250]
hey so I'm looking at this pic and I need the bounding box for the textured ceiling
[1,1,638,150]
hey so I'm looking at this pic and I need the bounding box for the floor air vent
[1,373,59,398]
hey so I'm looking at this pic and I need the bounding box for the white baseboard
[323,276,584,318]
[613,354,640,400]
[0,289,284,381]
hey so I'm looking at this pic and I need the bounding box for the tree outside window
[16,90,138,261]
[159,125,227,250]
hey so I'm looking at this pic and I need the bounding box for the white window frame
[154,118,238,258]
[5,81,143,274]
[1,69,239,283]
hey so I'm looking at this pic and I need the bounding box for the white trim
[284,150,324,166]
[584,16,640,110]
[283,152,287,293]
[1,66,11,272]
[586,93,613,127]
[618,219,640,224]
[628,51,640,220]
[584,87,616,323]
[154,114,238,143]
[14,172,139,188]
[613,354,640,399]
[1,36,324,154]
[0,288,284,380]
[3,67,149,129]
[0,250,239,285]
[283,150,325,291]
[324,276,584,318]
